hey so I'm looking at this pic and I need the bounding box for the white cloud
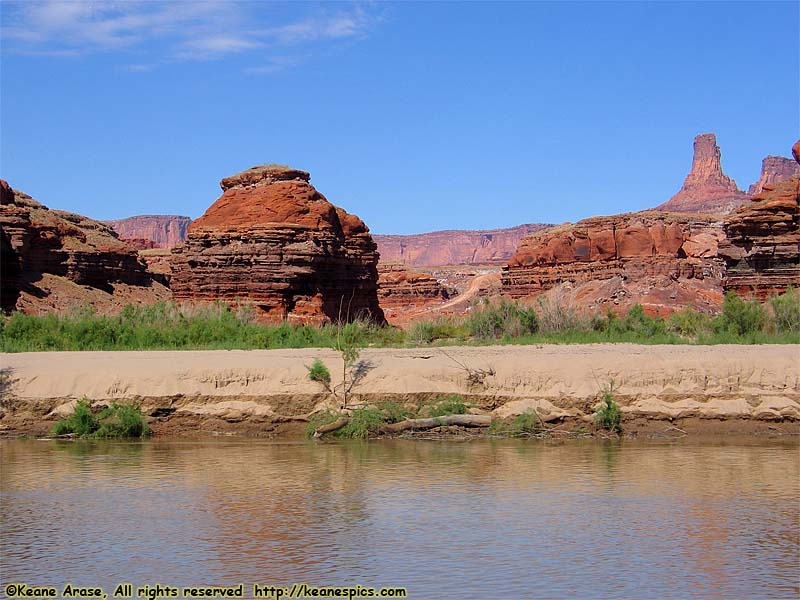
[2,1,382,69]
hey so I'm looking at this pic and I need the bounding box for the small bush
[594,381,622,433]
[336,408,386,439]
[307,359,331,386]
[52,398,98,437]
[510,410,540,435]
[424,394,469,417]
[95,402,149,438]
[714,292,765,336]
[668,307,712,337]
[375,400,412,423]
[466,298,538,340]
[770,287,800,334]
[53,399,148,438]
[487,410,540,436]
[408,317,467,345]
[537,295,586,333]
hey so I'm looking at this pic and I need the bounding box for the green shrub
[594,381,622,433]
[487,410,540,436]
[510,410,540,435]
[424,394,469,417]
[620,305,666,337]
[408,317,467,344]
[714,292,765,336]
[335,408,386,439]
[375,400,412,423]
[94,402,149,438]
[307,359,331,386]
[52,399,148,438]
[770,287,800,334]
[668,307,712,337]
[52,398,98,437]
[466,298,538,340]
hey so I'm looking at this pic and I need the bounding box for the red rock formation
[502,212,726,315]
[122,237,158,250]
[170,165,385,325]
[748,156,800,195]
[0,181,168,314]
[657,133,750,214]
[374,223,551,267]
[378,264,452,310]
[720,172,800,300]
[106,215,191,249]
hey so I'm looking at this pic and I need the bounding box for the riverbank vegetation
[2,289,798,352]
[52,399,149,439]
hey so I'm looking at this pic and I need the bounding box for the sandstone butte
[106,214,191,249]
[719,141,800,300]
[0,179,169,314]
[656,133,750,214]
[373,223,551,267]
[169,165,386,325]
[501,211,726,316]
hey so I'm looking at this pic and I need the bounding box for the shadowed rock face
[720,147,800,300]
[502,211,726,315]
[170,165,386,325]
[657,133,750,214]
[374,224,551,267]
[107,215,191,249]
[0,179,167,314]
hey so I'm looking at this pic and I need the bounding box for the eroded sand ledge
[2,345,799,435]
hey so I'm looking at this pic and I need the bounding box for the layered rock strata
[720,171,800,300]
[378,264,453,310]
[107,215,191,249]
[170,165,386,325]
[0,180,167,313]
[657,133,750,214]
[374,223,551,267]
[502,212,726,315]
[748,156,800,195]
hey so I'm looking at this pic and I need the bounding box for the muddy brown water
[1,437,798,599]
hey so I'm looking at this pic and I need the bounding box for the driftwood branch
[381,414,491,433]
[313,416,349,437]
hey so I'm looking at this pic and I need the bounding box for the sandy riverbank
[1,344,798,436]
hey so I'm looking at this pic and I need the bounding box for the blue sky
[1,1,798,234]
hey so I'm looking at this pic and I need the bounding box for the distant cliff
[374,223,551,267]
[748,156,800,195]
[107,215,191,249]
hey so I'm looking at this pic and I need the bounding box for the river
[1,437,798,599]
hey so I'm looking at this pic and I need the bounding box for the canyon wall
[170,165,385,325]
[107,215,191,249]
[656,133,750,214]
[0,180,168,314]
[720,157,800,300]
[377,264,452,310]
[374,223,550,266]
[502,211,726,315]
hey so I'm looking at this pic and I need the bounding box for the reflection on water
[1,438,798,599]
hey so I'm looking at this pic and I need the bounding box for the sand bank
[1,344,798,435]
